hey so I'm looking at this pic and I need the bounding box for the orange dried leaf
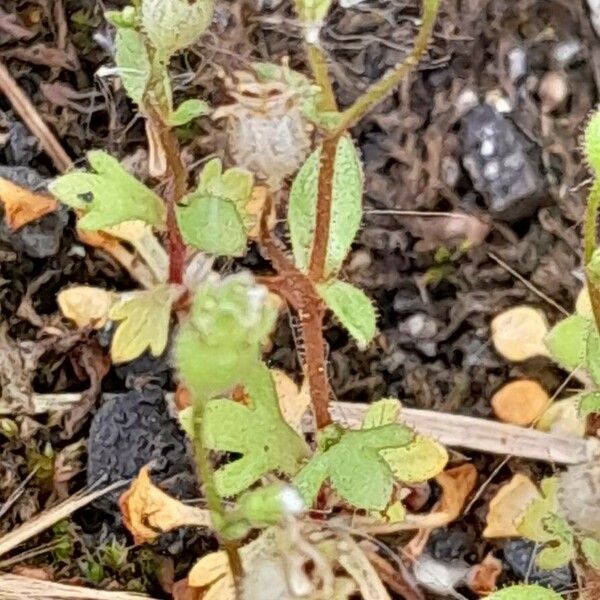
[272,370,311,431]
[483,473,541,538]
[491,380,549,426]
[0,176,58,230]
[466,552,502,596]
[246,185,275,240]
[119,466,211,544]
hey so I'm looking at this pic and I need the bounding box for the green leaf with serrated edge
[105,6,137,28]
[584,110,600,176]
[362,398,447,482]
[175,273,278,399]
[293,423,413,510]
[176,194,246,256]
[516,477,575,569]
[109,284,175,363]
[49,151,164,230]
[487,585,561,600]
[176,158,253,256]
[317,280,376,349]
[288,136,363,276]
[586,328,600,385]
[203,363,309,497]
[115,28,150,106]
[578,391,600,417]
[587,248,600,288]
[288,146,320,272]
[545,314,592,370]
[362,398,401,429]
[326,136,363,276]
[582,537,600,568]
[141,0,213,61]
[167,99,210,126]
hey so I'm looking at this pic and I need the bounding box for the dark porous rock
[0,165,68,258]
[460,105,545,221]
[87,387,196,513]
[503,538,573,592]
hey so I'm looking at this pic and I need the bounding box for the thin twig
[487,251,569,316]
[0,60,72,172]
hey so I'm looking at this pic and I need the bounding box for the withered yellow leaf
[491,380,549,426]
[0,176,58,230]
[57,286,117,329]
[109,284,179,363]
[272,370,311,432]
[491,306,549,362]
[536,397,586,437]
[576,286,593,318]
[119,466,211,544]
[483,473,541,538]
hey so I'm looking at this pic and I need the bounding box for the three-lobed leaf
[109,284,177,363]
[176,158,253,256]
[288,136,363,277]
[202,363,309,497]
[49,151,165,230]
[316,279,376,348]
[293,421,413,510]
[362,399,448,483]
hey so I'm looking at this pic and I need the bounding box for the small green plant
[47,0,472,593]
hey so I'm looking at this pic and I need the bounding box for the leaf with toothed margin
[487,585,561,600]
[49,151,165,230]
[202,362,309,498]
[288,136,363,276]
[114,27,151,106]
[316,279,376,348]
[167,99,210,126]
[584,110,600,176]
[578,391,600,417]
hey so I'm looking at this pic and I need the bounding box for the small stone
[460,104,544,220]
[401,313,438,339]
[441,156,460,187]
[507,47,527,82]
[551,40,582,67]
[503,539,573,591]
[539,71,570,113]
[456,88,479,118]
[485,89,512,113]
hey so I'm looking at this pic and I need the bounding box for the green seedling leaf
[487,585,561,600]
[516,477,575,569]
[317,279,376,348]
[203,363,309,497]
[293,422,413,510]
[584,109,600,176]
[109,284,176,363]
[141,0,213,61]
[362,398,448,482]
[49,151,164,230]
[114,27,150,106]
[587,248,600,287]
[578,391,600,417]
[294,0,333,29]
[105,6,137,28]
[167,99,210,126]
[176,158,253,256]
[582,537,600,568]
[288,135,363,276]
[545,314,591,370]
[176,273,278,398]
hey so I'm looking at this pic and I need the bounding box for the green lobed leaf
[582,537,600,568]
[545,314,592,370]
[176,158,253,256]
[105,6,137,28]
[141,0,213,60]
[584,109,600,176]
[114,27,150,106]
[175,272,278,398]
[109,284,176,363]
[167,99,210,126]
[516,477,575,569]
[578,391,600,417]
[362,398,448,482]
[49,151,165,230]
[293,422,413,510]
[288,136,363,276]
[294,0,333,27]
[203,363,309,497]
[487,585,561,600]
[317,279,376,349]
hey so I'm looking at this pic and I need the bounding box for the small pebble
[485,89,512,113]
[507,47,527,82]
[539,71,570,113]
[551,39,582,67]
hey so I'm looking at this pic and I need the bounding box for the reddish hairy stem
[308,136,339,282]
[153,115,187,284]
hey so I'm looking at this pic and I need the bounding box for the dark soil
[0,0,598,597]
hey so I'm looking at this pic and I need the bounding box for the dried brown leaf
[57,286,117,329]
[0,176,58,230]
